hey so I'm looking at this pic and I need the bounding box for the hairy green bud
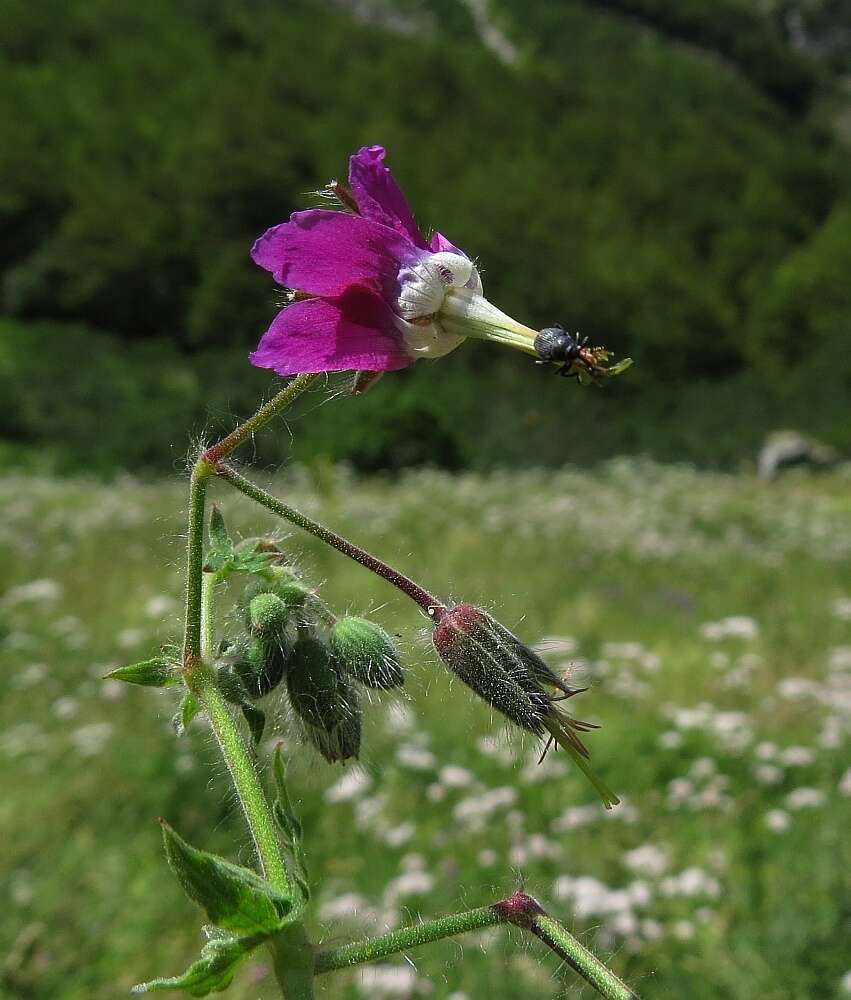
[248,592,290,640]
[286,638,361,763]
[329,616,403,689]
[217,664,249,705]
[233,635,290,699]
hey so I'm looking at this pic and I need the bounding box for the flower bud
[243,571,315,629]
[216,664,250,705]
[329,616,403,689]
[285,638,361,763]
[432,603,619,808]
[248,592,291,640]
[432,604,547,734]
[233,635,290,699]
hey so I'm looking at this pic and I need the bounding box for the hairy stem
[182,458,215,665]
[200,571,218,661]
[189,668,291,894]
[313,903,505,973]
[315,892,638,1000]
[178,375,320,999]
[216,464,445,614]
[268,926,315,1000]
[531,914,638,1000]
[203,374,319,465]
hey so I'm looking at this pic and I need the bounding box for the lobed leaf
[160,821,293,935]
[132,933,263,996]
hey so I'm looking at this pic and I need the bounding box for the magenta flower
[249,146,543,377]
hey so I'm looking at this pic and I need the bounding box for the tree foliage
[1,0,849,470]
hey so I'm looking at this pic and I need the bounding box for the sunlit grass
[2,461,850,999]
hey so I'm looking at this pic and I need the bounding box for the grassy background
[2,460,850,999]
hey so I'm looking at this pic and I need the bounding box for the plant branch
[215,464,445,615]
[181,458,215,665]
[493,893,639,1000]
[530,912,638,1000]
[203,373,319,465]
[315,891,639,1000]
[181,376,318,668]
[313,903,504,974]
[176,375,321,999]
[188,668,292,895]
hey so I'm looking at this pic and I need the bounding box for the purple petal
[429,231,465,256]
[251,210,421,297]
[349,146,427,248]
[250,290,412,375]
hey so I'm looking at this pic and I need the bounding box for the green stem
[183,375,317,666]
[315,892,638,1000]
[215,464,444,615]
[314,904,504,974]
[177,375,320,999]
[203,374,318,465]
[182,458,215,665]
[531,914,638,1000]
[268,926,315,1000]
[189,670,291,895]
[200,571,218,660]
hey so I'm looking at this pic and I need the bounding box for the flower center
[396,252,480,321]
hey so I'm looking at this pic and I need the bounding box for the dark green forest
[2,0,850,473]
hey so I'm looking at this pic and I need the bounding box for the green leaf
[208,504,230,552]
[240,703,265,745]
[173,693,200,736]
[204,505,235,575]
[132,933,261,996]
[230,549,279,575]
[104,657,179,687]
[160,821,293,935]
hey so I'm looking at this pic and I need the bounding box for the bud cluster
[216,561,403,763]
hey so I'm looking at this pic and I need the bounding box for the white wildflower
[325,768,372,803]
[439,765,475,788]
[69,722,113,757]
[383,871,434,903]
[764,809,791,832]
[780,746,815,767]
[754,764,783,785]
[395,744,437,771]
[52,697,80,720]
[659,868,720,899]
[786,787,826,810]
[382,822,416,848]
[700,616,759,641]
[623,844,668,877]
[2,578,61,606]
[831,597,851,621]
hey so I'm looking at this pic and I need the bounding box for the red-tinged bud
[432,604,547,734]
[432,603,620,809]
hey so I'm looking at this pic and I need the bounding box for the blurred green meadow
[2,460,850,999]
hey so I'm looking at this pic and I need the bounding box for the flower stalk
[177,377,321,1000]
[215,463,444,615]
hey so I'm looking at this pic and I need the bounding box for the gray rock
[758,430,840,480]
